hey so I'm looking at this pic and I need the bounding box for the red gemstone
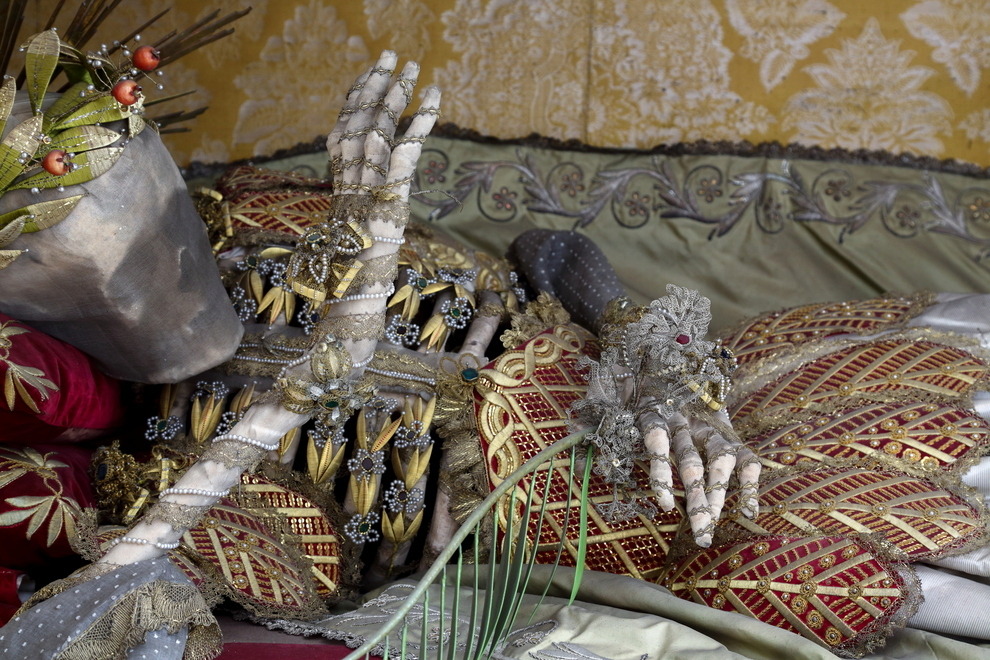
[111,79,142,106]
[132,45,161,72]
[675,333,691,345]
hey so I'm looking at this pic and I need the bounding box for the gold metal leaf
[0,76,16,137]
[18,195,86,233]
[0,250,22,269]
[24,30,60,114]
[49,125,122,153]
[0,215,25,248]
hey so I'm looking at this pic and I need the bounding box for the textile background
[19,0,990,168]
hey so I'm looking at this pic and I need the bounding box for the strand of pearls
[238,342,305,353]
[352,353,375,369]
[232,354,294,366]
[108,536,181,550]
[365,365,436,386]
[213,433,280,452]
[160,486,230,498]
[326,284,396,305]
[372,235,405,245]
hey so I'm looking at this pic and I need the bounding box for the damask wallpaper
[19,0,990,167]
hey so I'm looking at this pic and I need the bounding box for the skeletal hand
[327,50,440,202]
[639,407,760,547]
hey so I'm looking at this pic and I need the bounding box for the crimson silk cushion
[0,313,123,444]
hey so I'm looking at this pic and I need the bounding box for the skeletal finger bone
[703,430,738,523]
[327,70,370,184]
[735,446,762,519]
[340,51,398,191]
[670,412,713,547]
[641,410,675,512]
[362,61,419,190]
[386,85,441,200]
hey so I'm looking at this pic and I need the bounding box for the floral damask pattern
[587,0,773,146]
[433,0,593,141]
[901,0,990,96]
[783,18,952,155]
[17,1,990,167]
[726,0,845,91]
[232,0,370,157]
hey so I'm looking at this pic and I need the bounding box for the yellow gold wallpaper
[20,0,990,167]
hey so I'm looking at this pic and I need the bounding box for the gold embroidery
[0,319,58,413]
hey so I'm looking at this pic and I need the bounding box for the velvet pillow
[0,444,95,572]
[0,313,123,444]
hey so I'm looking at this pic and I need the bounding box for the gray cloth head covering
[0,97,242,383]
[508,229,627,332]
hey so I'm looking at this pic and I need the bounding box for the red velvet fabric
[0,313,123,444]
[217,643,376,659]
[0,444,96,572]
[0,567,23,626]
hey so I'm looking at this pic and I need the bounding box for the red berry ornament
[112,79,142,106]
[132,46,160,72]
[42,149,70,176]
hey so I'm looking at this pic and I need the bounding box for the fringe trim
[56,579,222,660]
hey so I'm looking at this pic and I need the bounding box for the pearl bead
[161,486,229,498]
[365,366,436,386]
[109,536,180,550]
[326,284,395,305]
[372,235,405,245]
[213,433,279,452]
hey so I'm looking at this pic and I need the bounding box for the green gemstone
[450,309,461,317]
[322,400,339,409]
[417,278,428,288]
[461,368,479,381]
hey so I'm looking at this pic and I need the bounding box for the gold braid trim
[731,327,990,400]
[431,366,491,555]
[730,328,990,438]
[57,580,221,660]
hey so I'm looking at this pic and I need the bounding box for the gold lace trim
[318,310,386,341]
[57,579,221,660]
[143,501,207,532]
[500,292,571,349]
[223,333,310,379]
[201,438,269,472]
[350,252,399,289]
[332,194,409,229]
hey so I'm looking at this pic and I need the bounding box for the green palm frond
[344,429,591,660]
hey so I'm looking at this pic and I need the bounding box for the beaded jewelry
[326,284,395,306]
[160,486,230,498]
[212,433,280,452]
[108,536,181,550]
